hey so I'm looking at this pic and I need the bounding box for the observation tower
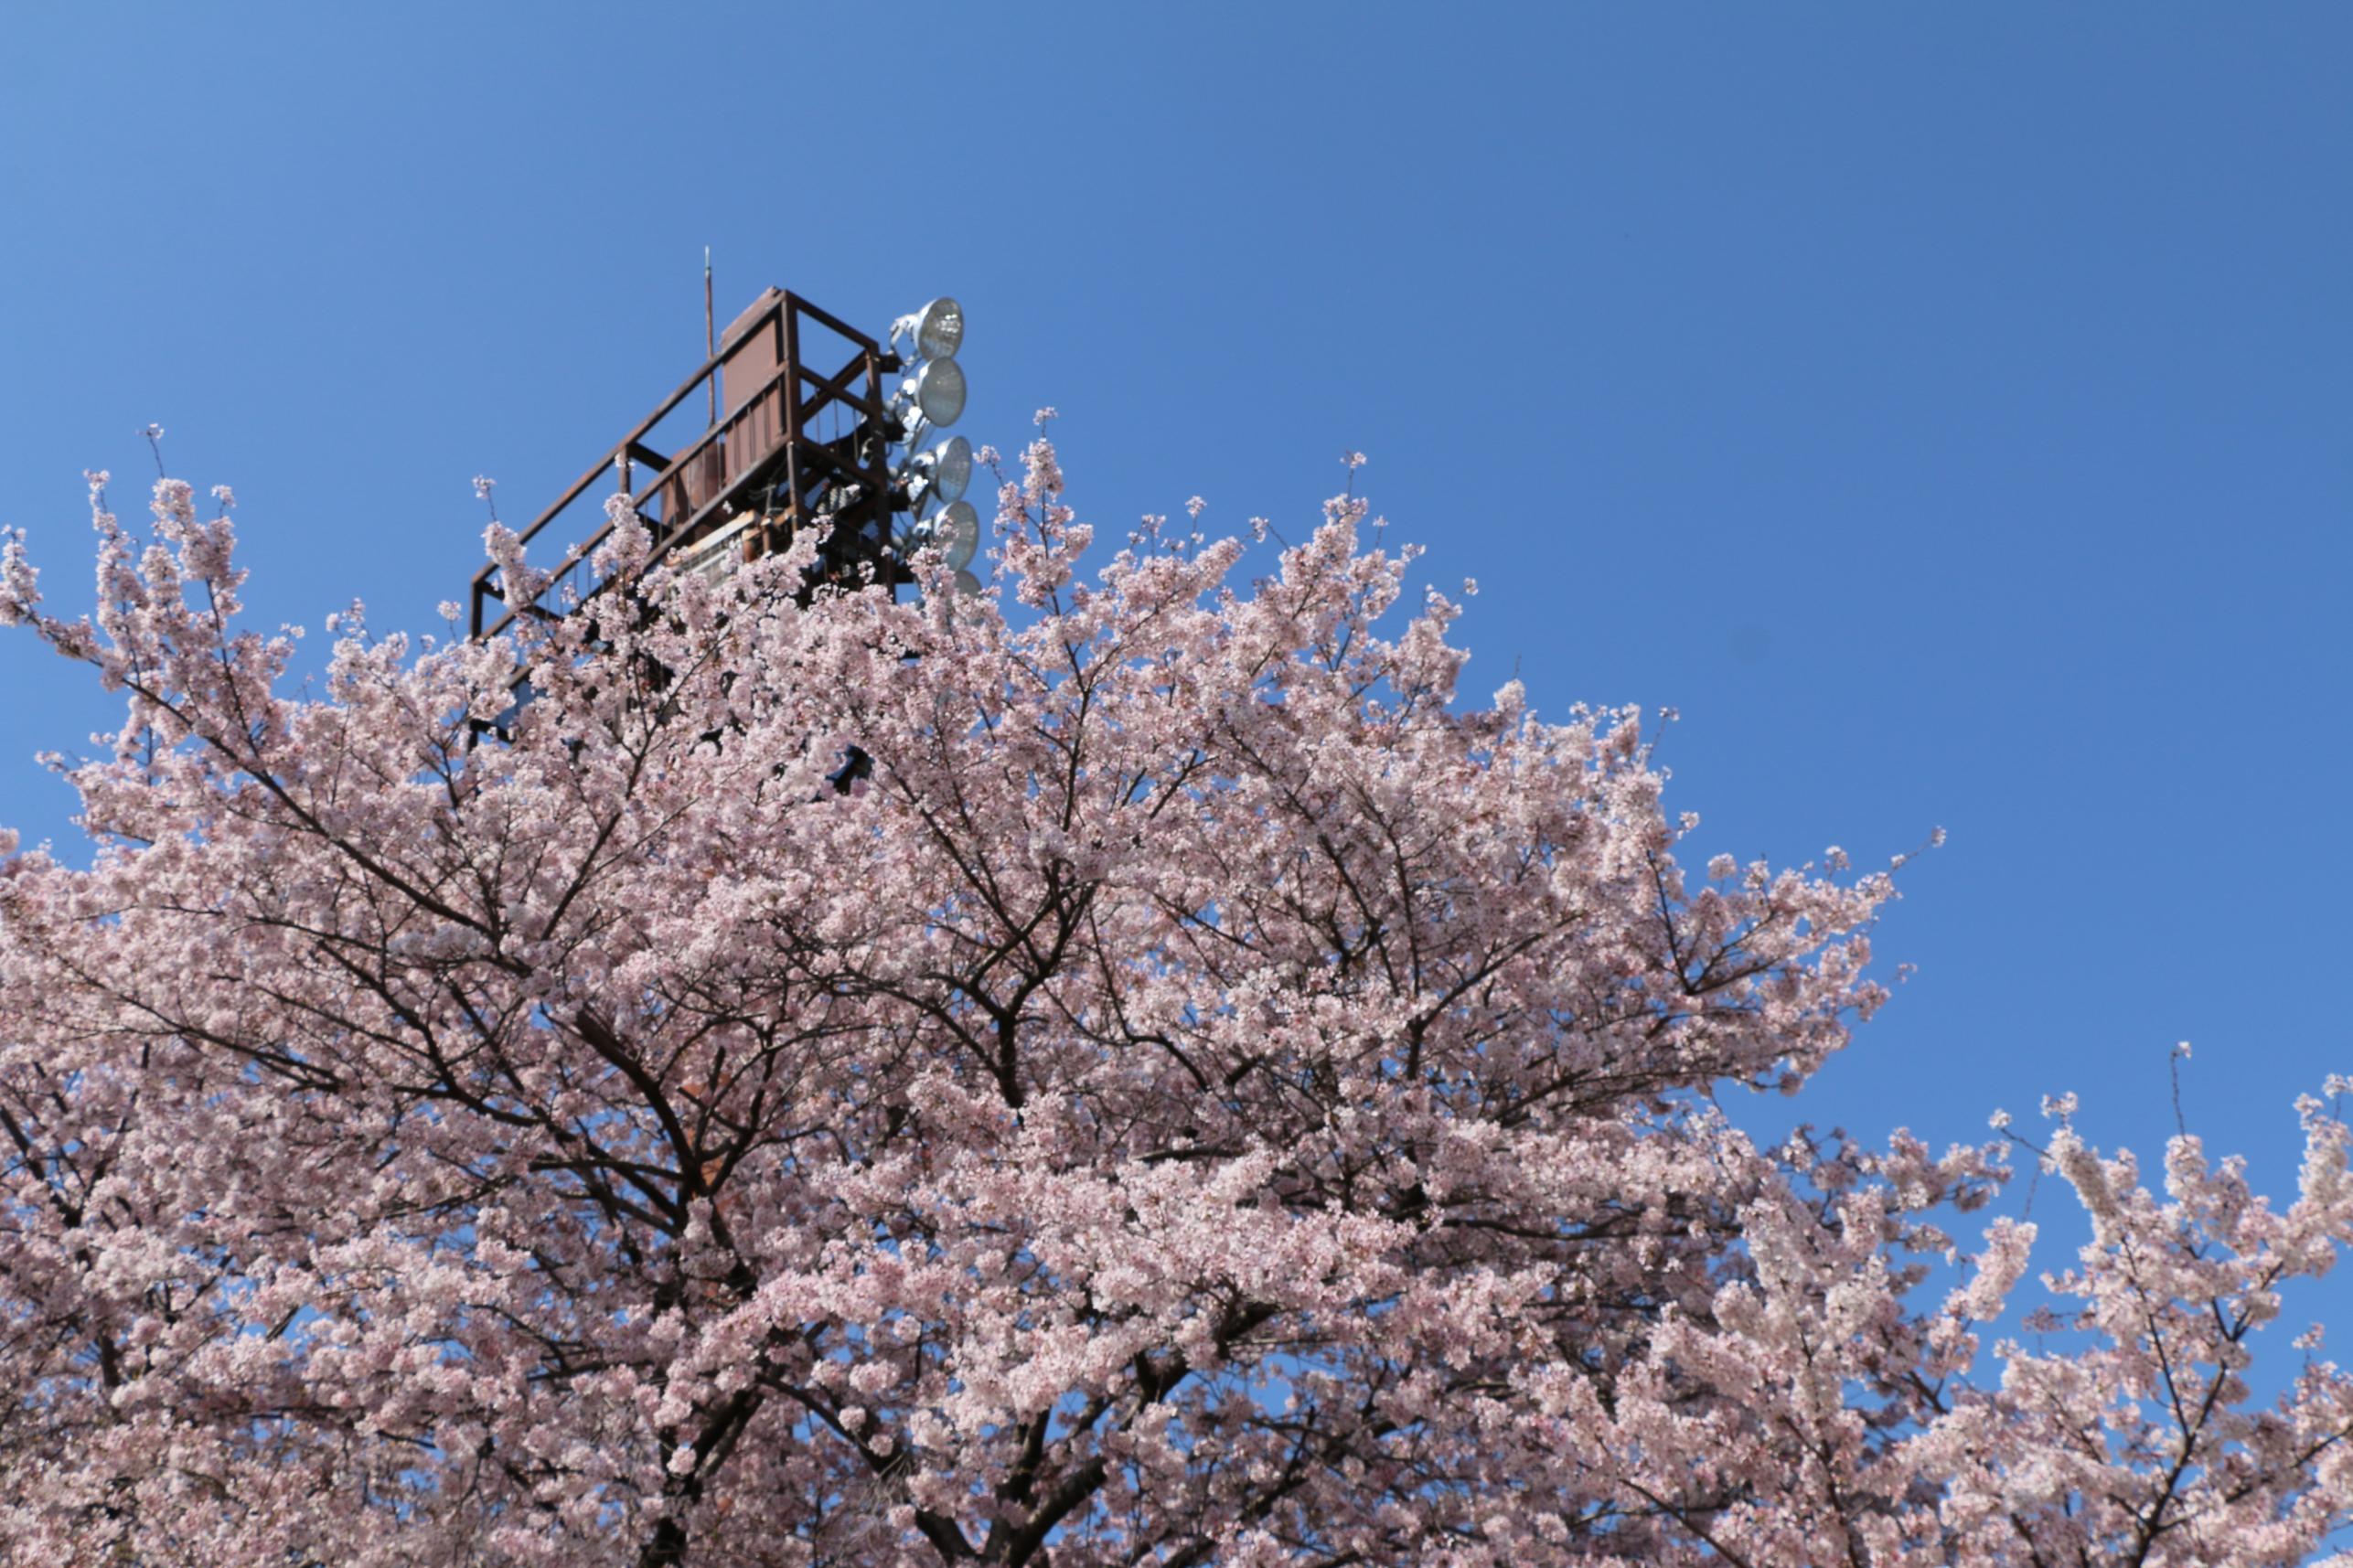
[467,288,978,644]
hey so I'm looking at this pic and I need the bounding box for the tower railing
[468,291,899,641]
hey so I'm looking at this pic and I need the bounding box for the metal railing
[468,292,898,641]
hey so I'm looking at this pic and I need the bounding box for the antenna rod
[704,249,717,427]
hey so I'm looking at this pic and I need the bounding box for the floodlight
[953,569,983,597]
[910,435,973,505]
[895,512,933,553]
[893,297,965,361]
[896,357,966,431]
[931,499,979,571]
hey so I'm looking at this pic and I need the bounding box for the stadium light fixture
[904,499,979,571]
[930,498,979,571]
[906,434,972,507]
[895,357,966,432]
[892,296,965,363]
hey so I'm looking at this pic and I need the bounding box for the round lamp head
[932,498,980,571]
[911,296,964,361]
[953,569,984,597]
[901,357,967,430]
[924,435,973,504]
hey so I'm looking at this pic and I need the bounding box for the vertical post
[866,345,884,493]
[780,297,803,560]
[704,248,716,429]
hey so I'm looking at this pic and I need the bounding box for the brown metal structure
[468,289,903,642]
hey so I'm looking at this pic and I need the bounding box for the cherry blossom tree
[2,438,2350,1566]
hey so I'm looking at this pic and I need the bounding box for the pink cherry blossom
[1,440,2349,1565]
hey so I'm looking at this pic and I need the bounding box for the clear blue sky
[3,6,2348,1257]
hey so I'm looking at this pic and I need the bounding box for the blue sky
[3,5,2348,1266]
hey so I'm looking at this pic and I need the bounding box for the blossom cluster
[0,457,2348,1565]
